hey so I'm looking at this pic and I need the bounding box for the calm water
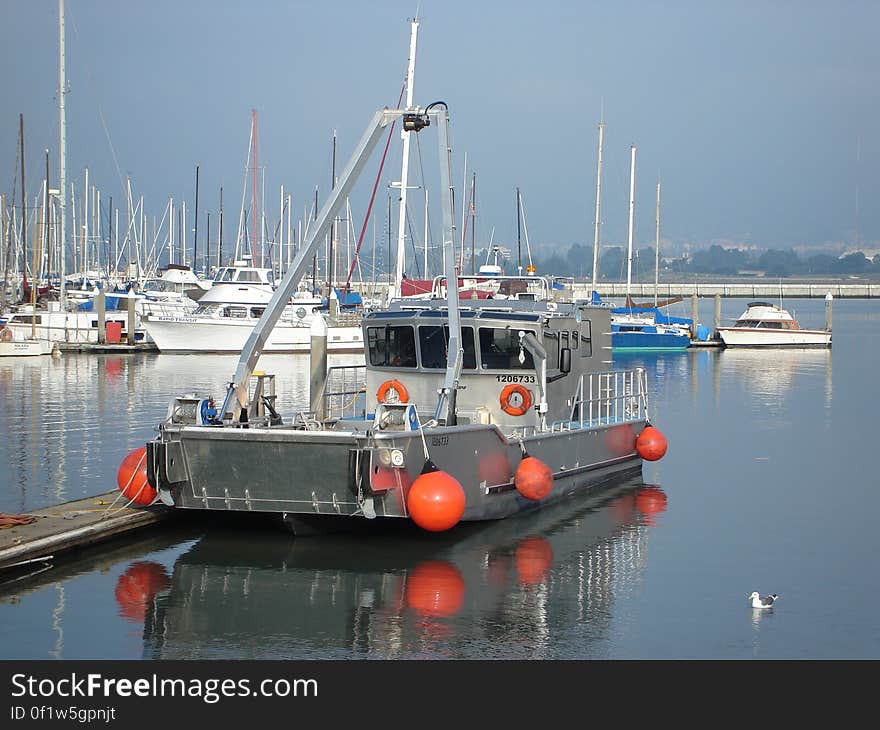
[1,298,877,659]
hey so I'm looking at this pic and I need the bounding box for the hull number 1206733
[496,374,536,383]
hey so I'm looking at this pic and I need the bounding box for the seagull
[748,591,779,609]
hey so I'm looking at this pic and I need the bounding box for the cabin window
[12,314,41,324]
[571,330,579,349]
[544,331,559,369]
[367,325,417,368]
[479,327,535,370]
[418,325,476,369]
[223,306,248,319]
[215,268,234,283]
[250,307,266,318]
[194,304,220,317]
[236,270,262,282]
[579,321,592,357]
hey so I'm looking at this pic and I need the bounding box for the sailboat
[609,145,691,352]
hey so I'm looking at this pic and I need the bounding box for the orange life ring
[0,327,12,343]
[377,379,409,404]
[499,383,533,416]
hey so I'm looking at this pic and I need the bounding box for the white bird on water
[749,591,779,609]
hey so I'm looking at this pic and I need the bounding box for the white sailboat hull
[1,310,142,344]
[141,315,364,353]
[0,339,52,357]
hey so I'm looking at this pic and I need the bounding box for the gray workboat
[135,102,668,533]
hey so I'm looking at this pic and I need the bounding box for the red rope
[343,82,408,295]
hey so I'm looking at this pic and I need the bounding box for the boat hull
[0,339,51,357]
[141,316,364,353]
[612,330,691,351]
[717,327,831,348]
[148,420,646,524]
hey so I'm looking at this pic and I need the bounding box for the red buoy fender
[514,455,553,501]
[636,425,668,461]
[406,460,466,532]
[116,446,157,506]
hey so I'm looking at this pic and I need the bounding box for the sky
[1,0,878,273]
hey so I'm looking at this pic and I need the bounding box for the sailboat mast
[393,18,419,296]
[218,186,223,269]
[329,130,336,296]
[252,109,258,264]
[193,164,199,273]
[654,179,660,307]
[626,144,636,299]
[19,114,26,298]
[470,171,476,274]
[591,119,604,293]
[58,0,67,303]
[516,187,521,274]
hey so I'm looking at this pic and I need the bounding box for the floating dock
[55,342,158,353]
[0,492,172,572]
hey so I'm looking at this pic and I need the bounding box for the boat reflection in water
[718,347,832,401]
[133,474,668,659]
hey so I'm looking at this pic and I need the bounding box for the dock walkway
[0,492,172,572]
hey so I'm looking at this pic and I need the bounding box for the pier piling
[310,315,328,421]
[126,296,136,345]
[96,290,106,344]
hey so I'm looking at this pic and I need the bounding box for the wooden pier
[0,492,173,573]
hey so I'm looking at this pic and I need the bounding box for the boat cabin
[359,296,612,432]
[212,265,275,287]
[733,302,801,330]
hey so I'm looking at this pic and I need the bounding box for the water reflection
[126,475,666,659]
[718,348,832,402]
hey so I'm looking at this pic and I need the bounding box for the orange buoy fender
[636,425,668,461]
[376,379,409,404]
[406,459,466,532]
[514,454,553,501]
[499,383,533,416]
[116,446,157,506]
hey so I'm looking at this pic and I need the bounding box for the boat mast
[393,17,419,298]
[252,109,258,264]
[218,185,223,269]
[626,144,636,301]
[193,164,199,273]
[58,0,67,304]
[470,171,476,274]
[591,118,604,293]
[19,114,26,302]
[654,178,660,307]
[516,187,521,274]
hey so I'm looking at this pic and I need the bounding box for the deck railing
[567,368,649,428]
[324,364,367,419]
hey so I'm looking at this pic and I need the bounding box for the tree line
[528,243,880,280]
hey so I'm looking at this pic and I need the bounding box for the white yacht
[140,263,364,353]
[717,301,831,348]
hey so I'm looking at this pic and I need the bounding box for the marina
[1,297,878,659]
[1,0,879,672]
